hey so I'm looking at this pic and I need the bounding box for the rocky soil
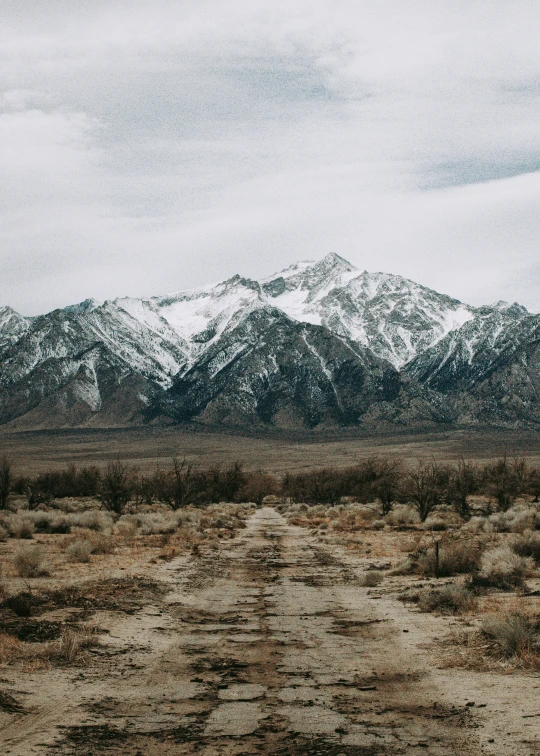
[1,508,539,755]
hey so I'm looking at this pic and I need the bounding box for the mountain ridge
[0,253,538,431]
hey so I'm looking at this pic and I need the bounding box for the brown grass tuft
[12,545,48,577]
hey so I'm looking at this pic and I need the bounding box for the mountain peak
[317,252,356,271]
[63,298,102,316]
[490,300,529,317]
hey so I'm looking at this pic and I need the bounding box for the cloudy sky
[1,1,540,315]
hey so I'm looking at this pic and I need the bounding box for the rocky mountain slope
[0,253,538,430]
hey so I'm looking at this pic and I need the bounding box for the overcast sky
[1,1,540,315]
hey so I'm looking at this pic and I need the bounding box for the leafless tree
[0,455,12,510]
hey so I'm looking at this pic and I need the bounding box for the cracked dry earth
[0,509,522,755]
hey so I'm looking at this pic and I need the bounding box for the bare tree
[170,457,199,509]
[0,455,12,510]
[483,454,527,511]
[371,458,403,516]
[527,466,540,503]
[100,458,131,514]
[445,458,478,520]
[403,460,448,522]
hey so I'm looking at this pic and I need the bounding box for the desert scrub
[8,517,35,540]
[417,584,476,614]
[470,545,533,590]
[481,613,540,661]
[418,540,481,577]
[385,505,420,528]
[513,530,540,564]
[13,545,48,577]
[359,571,384,587]
[113,517,139,540]
[65,539,93,563]
[55,625,98,663]
[88,533,115,554]
[70,510,113,533]
[423,517,448,531]
[136,512,178,535]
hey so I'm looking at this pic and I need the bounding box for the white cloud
[0,1,539,314]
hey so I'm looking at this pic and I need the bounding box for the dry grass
[55,625,98,662]
[418,540,481,577]
[0,625,99,669]
[88,533,115,554]
[470,545,533,590]
[513,530,540,564]
[417,584,477,614]
[12,544,48,577]
[65,539,93,563]
[359,570,384,587]
[481,613,540,658]
[8,517,35,539]
[438,606,540,672]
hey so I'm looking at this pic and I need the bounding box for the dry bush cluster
[0,624,99,669]
[1,453,538,520]
[417,584,477,614]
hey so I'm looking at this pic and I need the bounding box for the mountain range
[1,253,539,432]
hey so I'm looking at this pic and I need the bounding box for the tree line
[0,453,539,519]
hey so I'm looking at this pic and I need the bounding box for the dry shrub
[385,505,420,528]
[65,539,92,563]
[55,625,98,662]
[359,571,383,587]
[0,525,8,542]
[487,506,537,534]
[0,633,26,665]
[513,530,540,564]
[30,512,71,534]
[371,519,386,530]
[418,584,476,614]
[462,516,490,534]
[419,540,481,577]
[481,613,540,660]
[423,517,448,531]
[71,511,113,533]
[137,512,177,535]
[13,545,48,577]
[89,533,115,554]
[114,518,138,540]
[471,545,533,590]
[0,633,53,669]
[8,517,35,539]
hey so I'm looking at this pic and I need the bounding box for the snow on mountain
[406,303,537,392]
[0,252,538,430]
[0,306,30,349]
[264,263,474,367]
[104,252,474,370]
[157,304,404,429]
[149,275,266,360]
[63,298,102,316]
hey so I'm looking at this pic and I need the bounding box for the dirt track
[2,508,539,755]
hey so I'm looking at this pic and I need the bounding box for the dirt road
[1,508,537,755]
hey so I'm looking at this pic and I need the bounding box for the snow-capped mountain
[0,306,30,349]
[261,254,474,368]
[108,252,476,370]
[0,253,538,430]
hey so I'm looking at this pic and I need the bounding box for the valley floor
[1,508,539,755]
[3,425,540,475]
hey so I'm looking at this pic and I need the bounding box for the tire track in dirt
[3,508,485,755]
